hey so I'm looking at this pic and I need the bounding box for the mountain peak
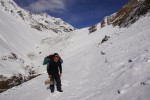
[0,0,75,33]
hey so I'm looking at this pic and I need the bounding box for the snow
[0,6,45,76]
[0,11,150,100]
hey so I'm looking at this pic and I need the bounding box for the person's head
[53,53,60,62]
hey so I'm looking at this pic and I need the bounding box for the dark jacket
[47,59,62,75]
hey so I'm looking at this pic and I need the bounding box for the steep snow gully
[1,14,150,100]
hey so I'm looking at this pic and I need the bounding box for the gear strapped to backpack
[43,54,63,65]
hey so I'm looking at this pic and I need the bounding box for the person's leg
[50,84,54,93]
[49,77,55,93]
[54,74,63,92]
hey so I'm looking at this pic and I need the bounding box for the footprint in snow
[118,89,127,94]
[62,80,70,86]
[46,91,62,100]
[117,84,130,95]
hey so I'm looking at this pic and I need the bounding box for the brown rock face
[100,0,150,28]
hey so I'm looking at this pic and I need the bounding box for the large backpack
[43,54,63,65]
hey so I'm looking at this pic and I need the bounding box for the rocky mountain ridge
[0,0,75,33]
[101,0,150,28]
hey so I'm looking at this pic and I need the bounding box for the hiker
[47,53,63,93]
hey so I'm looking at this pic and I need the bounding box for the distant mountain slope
[0,0,75,33]
[98,0,150,28]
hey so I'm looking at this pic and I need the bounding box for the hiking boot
[51,90,54,93]
[57,90,63,92]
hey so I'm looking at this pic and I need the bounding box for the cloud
[26,0,73,13]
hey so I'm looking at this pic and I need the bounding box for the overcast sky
[14,0,128,29]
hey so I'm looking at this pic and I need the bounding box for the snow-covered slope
[1,12,150,100]
[0,0,75,92]
[0,3,43,76]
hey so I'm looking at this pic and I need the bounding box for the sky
[14,0,128,29]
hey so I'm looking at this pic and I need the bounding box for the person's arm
[58,63,62,76]
[47,63,51,77]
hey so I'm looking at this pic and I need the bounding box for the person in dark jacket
[47,53,63,93]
